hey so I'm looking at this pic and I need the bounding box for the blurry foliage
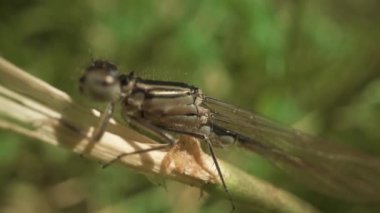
[1,0,380,212]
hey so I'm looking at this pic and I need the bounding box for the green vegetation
[0,0,380,212]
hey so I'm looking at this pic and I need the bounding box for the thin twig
[0,57,319,213]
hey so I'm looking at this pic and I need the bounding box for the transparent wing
[203,97,380,202]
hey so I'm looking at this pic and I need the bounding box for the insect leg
[82,102,115,156]
[101,143,172,168]
[102,118,176,168]
[154,127,235,212]
[204,136,235,212]
[91,102,115,141]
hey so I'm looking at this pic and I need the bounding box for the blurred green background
[1,0,380,212]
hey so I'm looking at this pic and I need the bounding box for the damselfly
[79,59,380,210]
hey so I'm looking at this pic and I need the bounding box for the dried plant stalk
[0,57,318,213]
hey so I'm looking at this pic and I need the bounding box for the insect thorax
[121,80,210,130]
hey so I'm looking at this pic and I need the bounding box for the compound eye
[79,59,122,102]
[94,75,116,87]
[104,75,115,85]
